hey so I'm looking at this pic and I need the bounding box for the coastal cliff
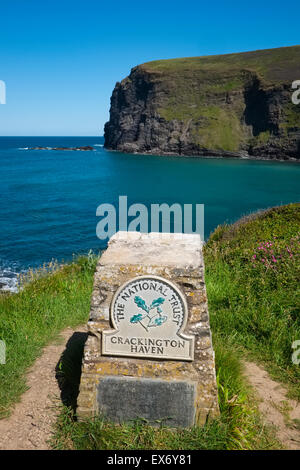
[104,46,300,160]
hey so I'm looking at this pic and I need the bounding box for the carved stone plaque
[102,275,194,360]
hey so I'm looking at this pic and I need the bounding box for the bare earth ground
[0,326,87,450]
[0,329,299,450]
[244,361,300,450]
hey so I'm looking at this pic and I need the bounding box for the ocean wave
[94,144,104,147]
[18,147,29,150]
[0,269,19,292]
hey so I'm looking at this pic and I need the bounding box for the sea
[0,136,299,292]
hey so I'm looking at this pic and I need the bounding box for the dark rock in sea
[63,146,95,151]
[30,146,48,150]
[104,45,300,160]
[74,146,94,151]
[30,146,94,151]
[52,147,71,151]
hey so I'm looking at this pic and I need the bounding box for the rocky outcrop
[29,146,94,151]
[104,46,300,160]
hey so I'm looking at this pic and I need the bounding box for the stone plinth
[77,232,219,426]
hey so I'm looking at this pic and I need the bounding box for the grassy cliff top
[141,45,300,83]
[205,203,300,399]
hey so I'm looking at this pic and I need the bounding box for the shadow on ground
[55,331,88,413]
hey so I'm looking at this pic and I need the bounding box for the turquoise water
[0,136,299,290]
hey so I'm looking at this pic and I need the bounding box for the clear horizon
[0,0,300,136]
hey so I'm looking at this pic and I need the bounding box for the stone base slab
[97,376,196,427]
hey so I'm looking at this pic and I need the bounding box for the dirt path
[0,326,86,450]
[244,361,300,450]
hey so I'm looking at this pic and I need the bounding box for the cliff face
[104,46,300,160]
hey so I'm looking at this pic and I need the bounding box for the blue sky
[0,0,299,136]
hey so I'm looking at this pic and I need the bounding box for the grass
[0,252,98,419]
[191,107,244,152]
[204,203,300,399]
[251,130,271,145]
[281,101,300,132]
[51,334,279,450]
[143,45,300,83]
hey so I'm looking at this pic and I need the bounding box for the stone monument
[77,232,219,427]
